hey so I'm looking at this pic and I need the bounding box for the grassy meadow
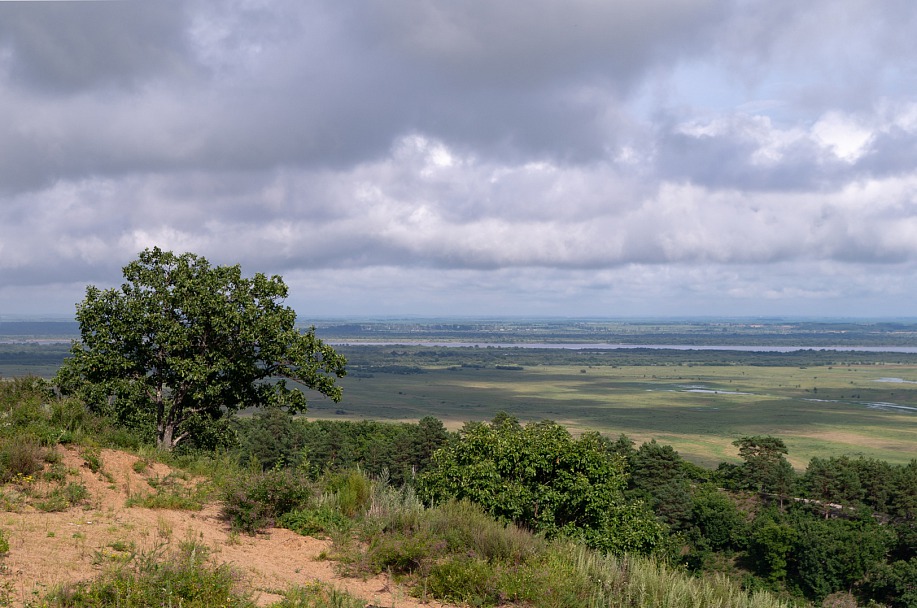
[3,322,917,468]
[307,356,917,468]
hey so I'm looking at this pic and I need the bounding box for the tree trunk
[158,421,176,451]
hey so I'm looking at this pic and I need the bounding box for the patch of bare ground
[0,447,453,608]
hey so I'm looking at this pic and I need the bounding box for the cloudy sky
[2,0,917,319]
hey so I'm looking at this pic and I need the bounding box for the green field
[3,333,917,469]
[305,354,917,468]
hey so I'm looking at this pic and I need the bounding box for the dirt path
[0,447,451,608]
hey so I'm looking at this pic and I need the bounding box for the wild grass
[307,474,792,608]
[33,540,255,608]
[271,583,367,608]
[316,361,917,466]
[125,481,211,511]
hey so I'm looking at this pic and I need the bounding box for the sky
[2,0,917,319]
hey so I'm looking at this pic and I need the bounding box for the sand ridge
[0,447,452,608]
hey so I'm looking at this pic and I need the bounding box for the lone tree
[733,435,795,504]
[56,248,347,451]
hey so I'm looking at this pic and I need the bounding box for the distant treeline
[317,319,917,347]
[8,342,917,378]
[0,321,79,338]
[338,344,917,369]
[0,344,71,367]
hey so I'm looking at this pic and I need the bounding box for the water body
[334,341,917,354]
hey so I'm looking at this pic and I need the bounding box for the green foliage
[278,506,352,538]
[324,469,372,517]
[0,529,8,555]
[125,473,210,511]
[687,484,747,552]
[81,445,102,473]
[220,468,313,534]
[418,417,667,555]
[863,557,917,608]
[35,541,254,607]
[426,555,500,607]
[733,436,796,499]
[55,248,347,451]
[0,435,45,483]
[239,407,306,470]
[792,514,893,601]
[748,512,799,584]
[271,582,367,608]
[802,456,865,512]
[629,440,693,529]
[276,416,450,485]
[35,482,89,512]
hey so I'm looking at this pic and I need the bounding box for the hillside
[0,445,451,608]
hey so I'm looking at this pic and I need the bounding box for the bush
[324,469,372,517]
[366,531,442,575]
[38,541,254,607]
[427,555,500,607]
[279,505,351,538]
[0,436,45,482]
[221,468,313,534]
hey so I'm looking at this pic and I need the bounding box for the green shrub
[0,436,45,482]
[323,469,372,517]
[221,468,313,534]
[37,540,254,607]
[81,445,103,473]
[418,419,667,555]
[0,529,9,555]
[427,555,500,607]
[366,531,441,575]
[279,505,351,538]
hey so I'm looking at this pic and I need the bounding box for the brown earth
[0,447,454,608]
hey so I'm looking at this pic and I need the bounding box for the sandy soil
[0,447,452,608]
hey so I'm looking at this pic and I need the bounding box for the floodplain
[3,318,917,467]
[311,348,917,467]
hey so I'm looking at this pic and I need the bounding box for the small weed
[126,474,210,511]
[156,516,173,540]
[42,464,68,483]
[81,446,102,474]
[108,539,135,552]
[131,459,148,474]
[0,529,9,555]
[273,582,366,608]
[34,482,88,512]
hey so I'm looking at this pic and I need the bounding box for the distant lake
[333,341,917,353]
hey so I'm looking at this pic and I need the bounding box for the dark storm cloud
[0,1,197,93]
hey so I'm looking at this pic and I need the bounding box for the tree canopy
[418,416,667,555]
[55,248,347,450]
